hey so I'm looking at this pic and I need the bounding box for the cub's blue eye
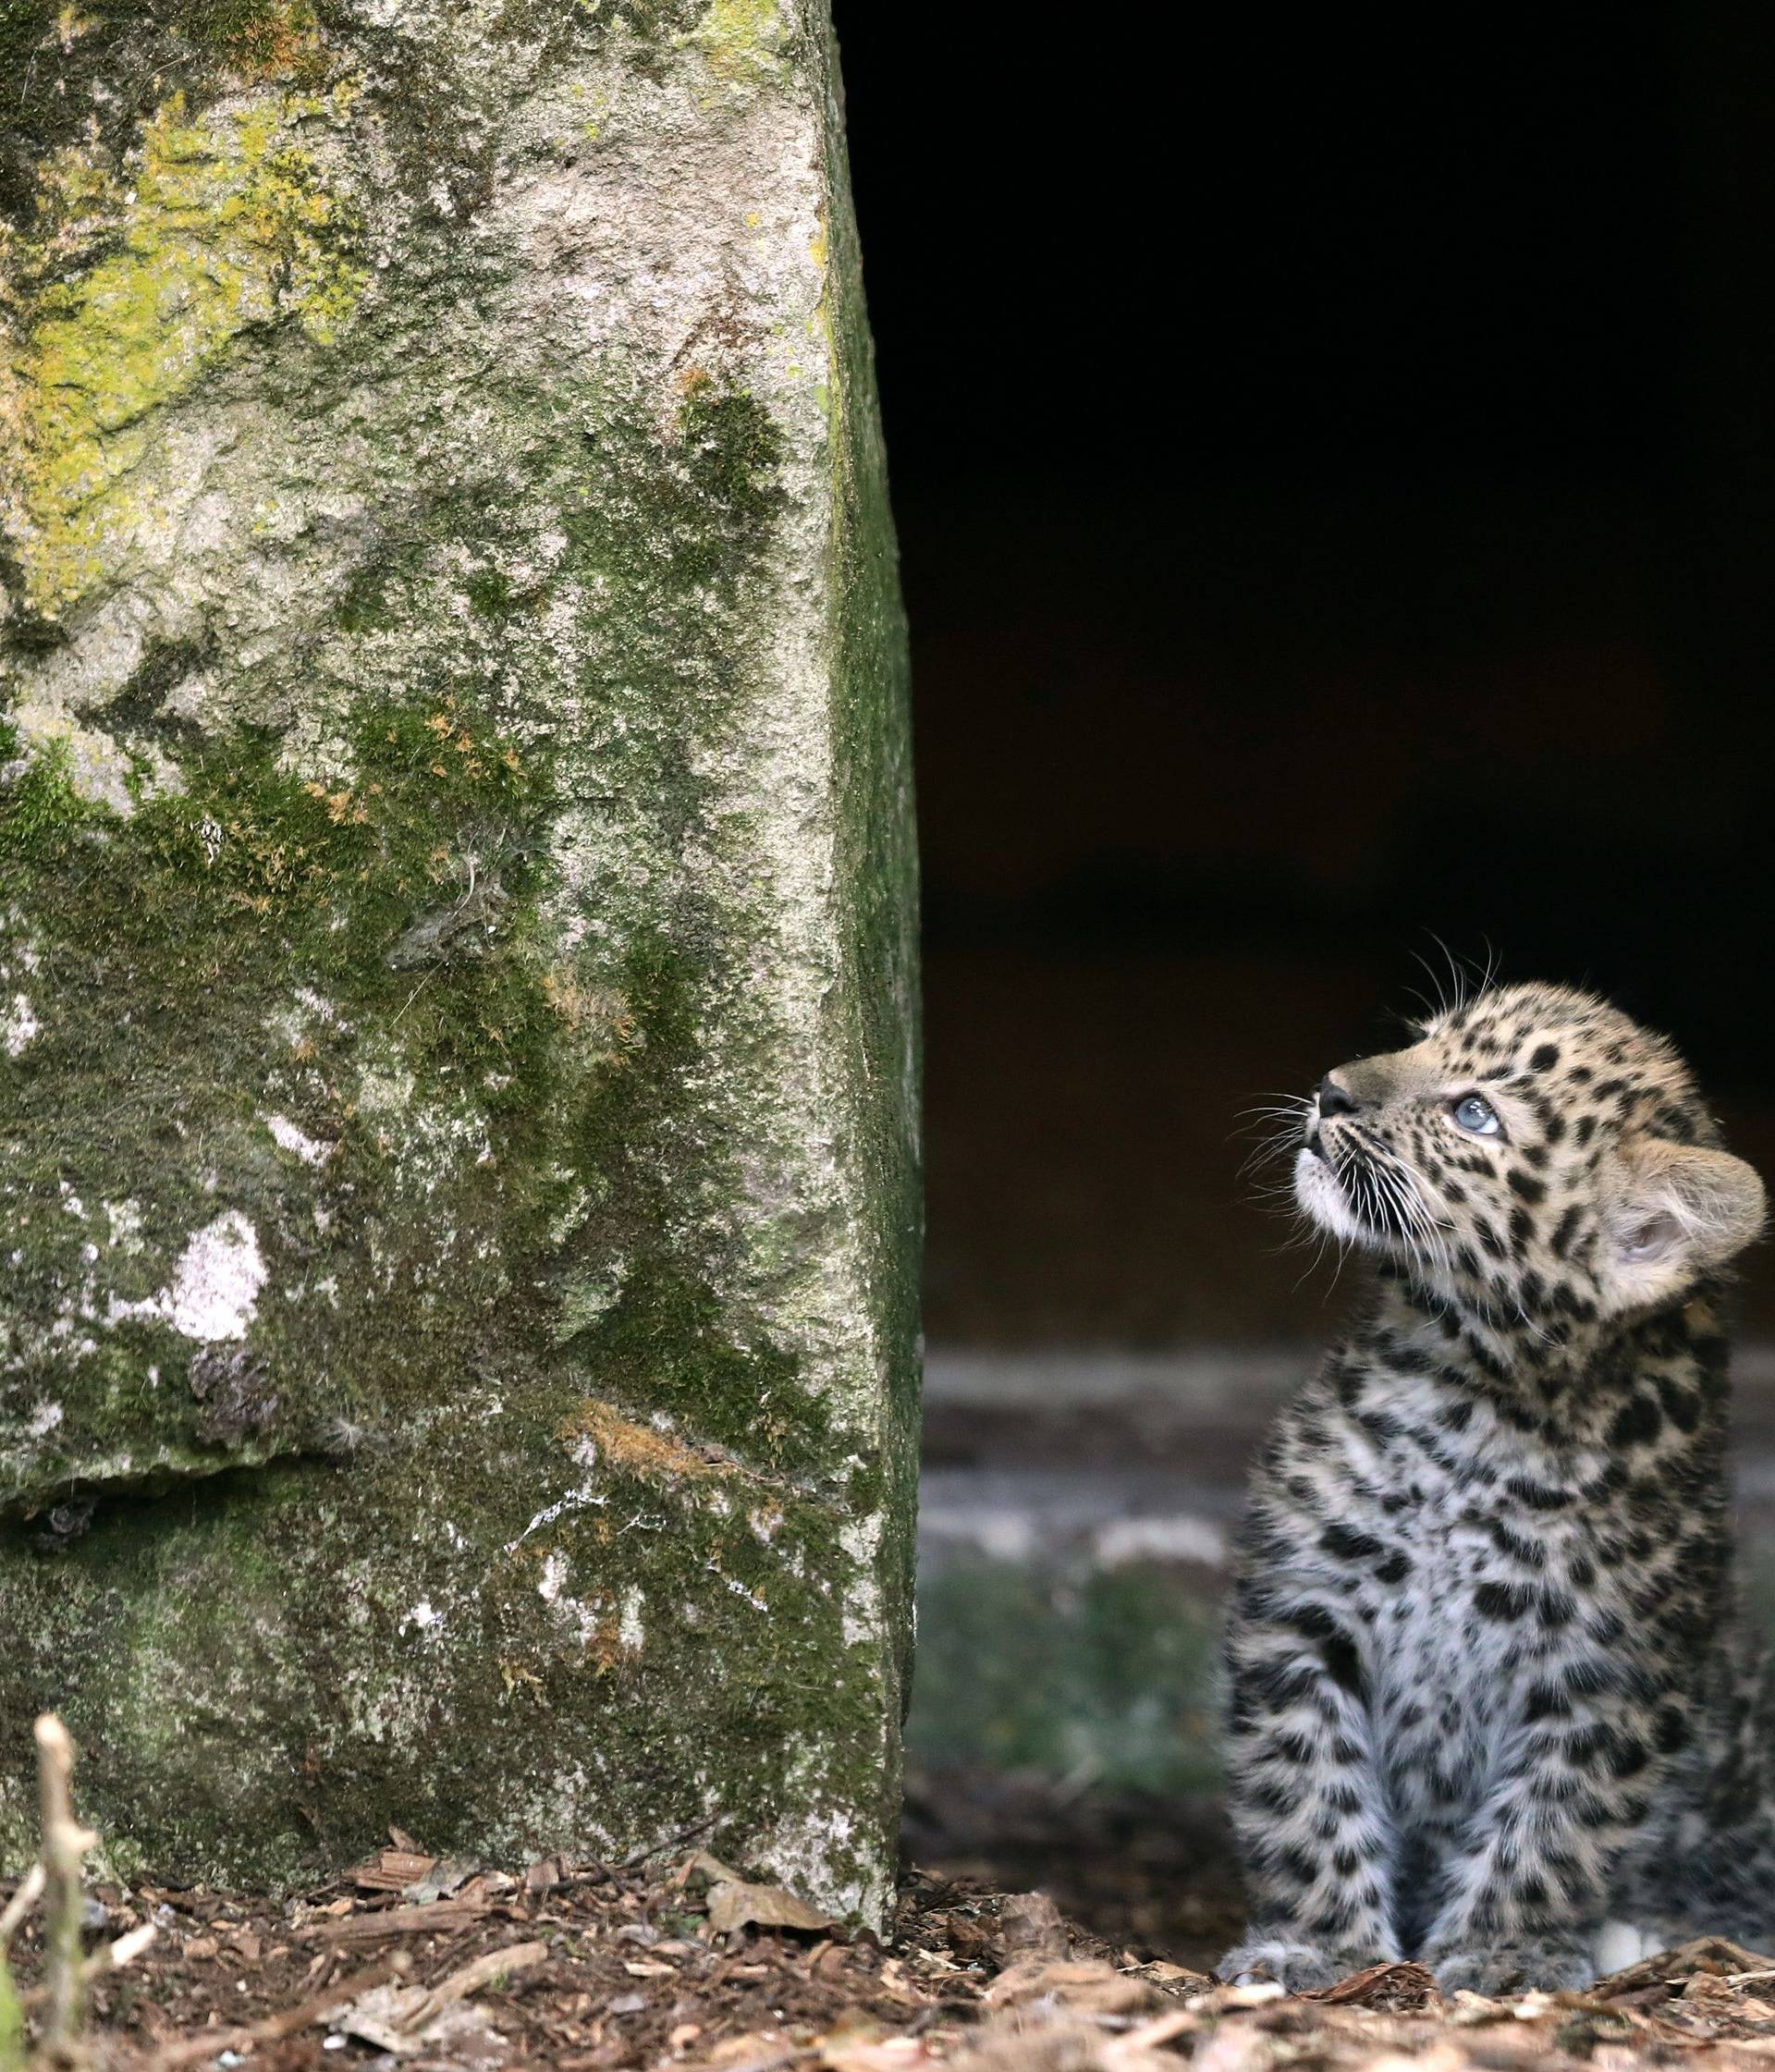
[1451,1094,1500,1135]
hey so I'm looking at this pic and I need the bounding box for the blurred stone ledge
[910,1343,1775,1795]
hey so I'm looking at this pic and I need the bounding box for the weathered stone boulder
[0,0,917,1922]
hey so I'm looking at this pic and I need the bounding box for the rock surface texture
[0,0,918,1923]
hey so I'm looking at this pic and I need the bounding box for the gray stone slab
[0,0,917,1924]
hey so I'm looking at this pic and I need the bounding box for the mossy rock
[0,0,916,1924]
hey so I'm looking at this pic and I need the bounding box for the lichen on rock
[6,82,367,620]
[0,0,916,1923]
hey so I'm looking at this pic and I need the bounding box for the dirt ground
[905,1773,1244,1973]
[12,1796,1775,2072]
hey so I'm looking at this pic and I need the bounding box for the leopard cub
[1221,983,1773,1995]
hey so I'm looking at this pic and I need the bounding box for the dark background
[834,2,1775,1347]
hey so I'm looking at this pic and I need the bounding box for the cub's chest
[1340,1410,1635,1652]
[1358,1498,1607,1782]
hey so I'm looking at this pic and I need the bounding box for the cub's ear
[1603,1141,1767,1315]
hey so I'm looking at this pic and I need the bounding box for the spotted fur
[1221,983,1774,1994]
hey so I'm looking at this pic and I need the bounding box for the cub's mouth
[1294,1124,1418,1248]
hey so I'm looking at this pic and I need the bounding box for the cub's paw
[1216,1938,1383,1993]
[1427,1939,1596,1996]
[1594,1919,1669,1977]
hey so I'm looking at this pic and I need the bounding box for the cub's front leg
[1218,1577,1399,1991]
[1417,1673,1679,1994]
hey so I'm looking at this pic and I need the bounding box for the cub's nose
[1317,1073,1358,1117]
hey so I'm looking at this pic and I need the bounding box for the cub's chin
[1294,1144,1365,1244]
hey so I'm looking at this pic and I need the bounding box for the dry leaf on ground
[683,1849,751,1887]
[351,1847,438,1894]
[324,1939,547,2061]
[997,1892,1070,1964]
[985,1959,1162,2017]
[1311,1962,1441,2011]
[705,1880,835,1935]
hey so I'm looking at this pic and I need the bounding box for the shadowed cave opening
[836,0,1775,1962]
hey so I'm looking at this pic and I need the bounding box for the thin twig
[1100,2007,1197,2063]
[84,1920,157,1980]
[400,1940,549,2030]
[619,1817,718,1870]
[36,1713,97,2060]
[312,1897,490,1943]
[0,1866,43,1954]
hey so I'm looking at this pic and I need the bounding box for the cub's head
[1294,982,1765,1327]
